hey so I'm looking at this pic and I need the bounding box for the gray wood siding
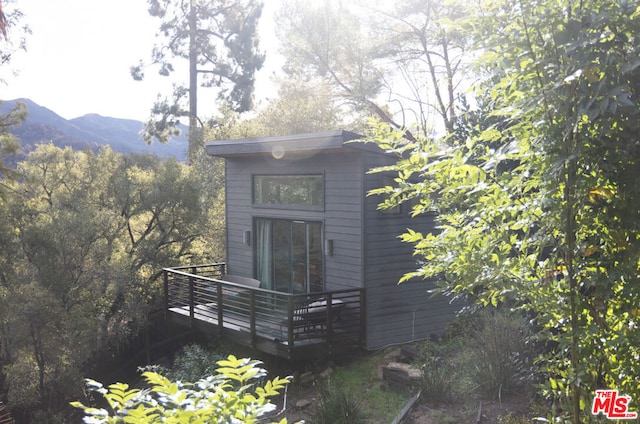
[224,159,253,276]
[361,151,457,350]
[223,152,364,292]
[221,144,459,351]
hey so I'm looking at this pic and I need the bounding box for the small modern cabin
[163,130,458,360]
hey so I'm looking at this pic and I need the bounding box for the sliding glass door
[255,218,323,294]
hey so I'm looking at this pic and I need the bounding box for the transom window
[253,174,323,208]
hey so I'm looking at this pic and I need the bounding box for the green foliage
[417,309,532,402]
[460,309,532,398]
[310,383,367,424]
[0,145,225,412]
[201,85,363,142]
[317,353,407,422]
[72,355,290,424]
[166,343,226,383]
[419,355,456,403]
[366,118,544,307]
[0,99,26,187]
[367,0,640,414]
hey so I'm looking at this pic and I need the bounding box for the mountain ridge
[1,98,188,162]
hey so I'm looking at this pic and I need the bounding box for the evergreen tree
[132,0,265,161]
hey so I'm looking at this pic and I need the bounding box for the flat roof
[205,130,380,158]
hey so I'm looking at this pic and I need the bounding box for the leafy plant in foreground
[71,355,291,424]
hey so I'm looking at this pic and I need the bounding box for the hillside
[0,98,188,161]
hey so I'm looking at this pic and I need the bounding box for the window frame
[252,173,325,211]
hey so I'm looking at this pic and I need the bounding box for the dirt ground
[279,388,531,423]
[274,357,532,424]
[405,391,532,423]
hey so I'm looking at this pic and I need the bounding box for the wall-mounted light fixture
[243,230,251,246]
[325,239,334,257]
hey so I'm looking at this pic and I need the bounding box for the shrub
[414,330,465,403]
[463,308,532,398]
[169,343,226,382]
[310,383,367,424]
[420,355,456,403]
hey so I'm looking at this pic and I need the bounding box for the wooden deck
[163,264,365,360]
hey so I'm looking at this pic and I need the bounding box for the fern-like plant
[71,355,292,424]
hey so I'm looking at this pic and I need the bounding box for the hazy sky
[2,0,281,121]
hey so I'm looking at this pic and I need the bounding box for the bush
[310,383,367,424]
[420,355,456,403]
[416,308,533,402]
[415,329,465,403]
[169,343,226,382]
[463,308,532,398]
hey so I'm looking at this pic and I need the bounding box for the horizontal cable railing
[163,264,363,354]
[0,403,15,424]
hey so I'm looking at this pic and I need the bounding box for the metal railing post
[287,296,295,354]
[188,274,195,324]
[249,291,256,349]
[217,281,224,333]
[163,270,169,318]
[326,292,334,350]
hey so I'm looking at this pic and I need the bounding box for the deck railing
[163,263,364,359]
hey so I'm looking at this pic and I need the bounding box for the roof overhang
[205,130,382,159]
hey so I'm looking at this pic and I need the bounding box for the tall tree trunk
[188,0,199,163]
[564,142,581,424]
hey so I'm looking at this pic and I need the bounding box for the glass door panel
[255,218,324,294]
[291,221,307,293]
[273,220,292,293]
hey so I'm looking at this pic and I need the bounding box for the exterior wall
[362,151,459,350]
[221,144,460,351]
[223,151,364,292]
